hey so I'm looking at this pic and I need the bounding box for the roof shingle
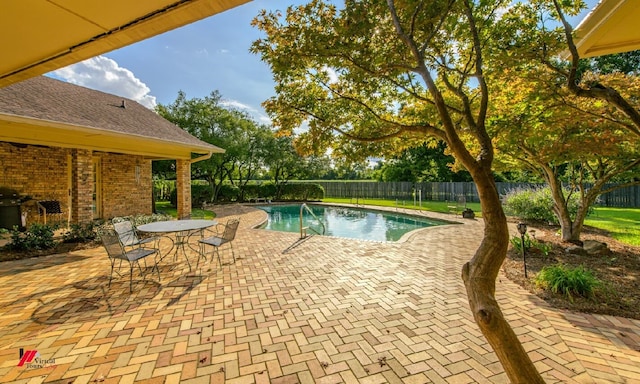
[0,76,220,152]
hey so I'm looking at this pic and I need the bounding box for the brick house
[0,76,223,227]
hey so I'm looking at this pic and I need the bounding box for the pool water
[257,204,449,242]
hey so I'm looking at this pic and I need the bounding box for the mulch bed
[0,240,99,263]
[502,222,640,320]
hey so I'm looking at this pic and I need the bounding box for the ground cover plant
[534,264,601,302]
[0,212,174,262]
[502,220,640,320]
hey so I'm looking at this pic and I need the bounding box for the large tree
[252,0,546,381]
[499,0,640,138]
[231,122,273,201]
[263,135,309,198]
[491,69,640,242]
[376,141,472,182]
[157,91,268,202]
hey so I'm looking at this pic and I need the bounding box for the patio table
[137,219,216,271]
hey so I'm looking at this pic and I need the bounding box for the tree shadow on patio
[161,273,206,308]
[0,253,93,277]
[550,306,640,353]
[30,276,162,325]
[0,276,162,349]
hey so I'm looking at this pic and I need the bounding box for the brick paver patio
[0,204,639,383]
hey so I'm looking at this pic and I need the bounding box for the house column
[70,149,93,224]
[176,159,192,219]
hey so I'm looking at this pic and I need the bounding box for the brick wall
[0,142,152,225]
[175,159,192,219]
[99,153,152,219]
[0,143,69,224]
[70,149,93,224]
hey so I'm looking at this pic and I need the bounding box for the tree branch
[386,0,479,173]
[462,0,492,167]
[552,0,640,137]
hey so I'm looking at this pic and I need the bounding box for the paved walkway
[0,205,639,383]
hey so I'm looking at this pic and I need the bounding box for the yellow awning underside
[574,0,640,58]
[0,0,250,88]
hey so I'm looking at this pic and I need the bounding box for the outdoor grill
[0,187,31,230]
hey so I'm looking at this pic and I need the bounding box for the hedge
[168,182,324,207]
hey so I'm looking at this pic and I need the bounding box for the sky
[48,0,599,125]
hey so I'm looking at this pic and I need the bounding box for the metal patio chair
[98,228,160,292]
[198,218,240,268]
[112,217,158,250]
[448,194,467,216]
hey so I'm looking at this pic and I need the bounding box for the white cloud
[52,56,157,109]
[293,119,310,135]
[322,65,339,84]
[495,4,511,20]
[220,99,271,124]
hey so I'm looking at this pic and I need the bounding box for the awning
[573,0,640,58]
[0,0,250,88]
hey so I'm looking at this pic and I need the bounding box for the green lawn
[321,197,483,217]
[155,201,215,219]
[586,207,640,246]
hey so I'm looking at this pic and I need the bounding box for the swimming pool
[257,204,450,242]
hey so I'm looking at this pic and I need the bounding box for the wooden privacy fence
[306,181,640,208]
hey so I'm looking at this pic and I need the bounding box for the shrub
[303,183,324,200]
[510,234,553,257]
[510,233,533,254]
[279,183,324,200]
[259,182,277,200]
[242,184,261,200]
[63,222,98,243]
[169,183,216,207]
[502,186,588,224]
[217,184,240,202]
[115,214,172,227]
[535,264,601,302]
[6,223,57,251]
[167,181,323,204]
[191,184,213,207]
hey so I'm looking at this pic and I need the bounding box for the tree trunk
[543,166,578,242]
[568,192,599,242]
[462,169,545,384]
[555,201,575,242]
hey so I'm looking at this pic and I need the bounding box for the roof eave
[0,112,224,160]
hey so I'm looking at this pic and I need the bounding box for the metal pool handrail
[299,203,326,238]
